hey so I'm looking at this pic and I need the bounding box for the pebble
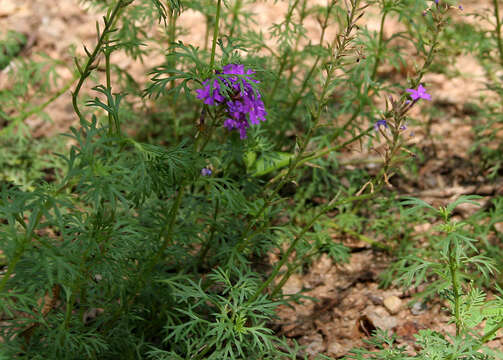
[411,301,427,315]
[303,333,324,356]
[364,307,397,330]
[383,295,402,314]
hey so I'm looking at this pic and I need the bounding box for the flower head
[406,84,431,101]
[201,167,212,176]
[196,64,267,139]
[374,119,388,131]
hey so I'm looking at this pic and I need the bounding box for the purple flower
[434,0,438,3]
[374,119,388,131]
[406,84,431,101]
[196,64,267,139]
[201,167,212,176]
[459,5,463,10]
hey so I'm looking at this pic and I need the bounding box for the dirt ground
[1,0,502,358]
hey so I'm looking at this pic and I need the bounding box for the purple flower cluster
[196,64,267,139]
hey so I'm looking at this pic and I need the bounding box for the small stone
[368,294,383,305]
[281,274,303,295]
[327,339,354,358]
[383,295,402,314]
[411,301,427,315]
[396,321,420,340]
[302,333,324,356]
[364,307,397,331]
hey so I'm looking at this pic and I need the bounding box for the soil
[1,0,502,358]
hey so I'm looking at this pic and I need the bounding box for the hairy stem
[209,0,222,70]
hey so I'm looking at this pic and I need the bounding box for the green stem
[229,0,242,38]
[480,319,503,344]
[324,220,391,251]
[329,104,364,143]
[494,0,503,66]
[284,0,307,93]
[371,5,387,81]
[197,198,219,269]
[209,0,222,70]
[285,55,322,119]
[204,15,211,51]
[269,125,373,184]
[248,209,324,304]
[72,0,125,121]
[448,236,461,336]
[273,219,391,295]
[266,49,289,105]
[147,187,185,273]
[271,262,298,298]
[0,243,26,293]
[412,21,441,88]
[168,8,178,90]
[63,290,74,330]
[285,1,334,119]
[105,49,114,135]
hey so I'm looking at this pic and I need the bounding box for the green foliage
[0,30,26,70]
[1,0,503,359]
[368,196,503,359]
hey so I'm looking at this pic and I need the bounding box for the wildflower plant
[350,196,503,359]
[0,0,502,359]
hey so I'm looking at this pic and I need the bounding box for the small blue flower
[201,167,212,176]
[374,119,388,131]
